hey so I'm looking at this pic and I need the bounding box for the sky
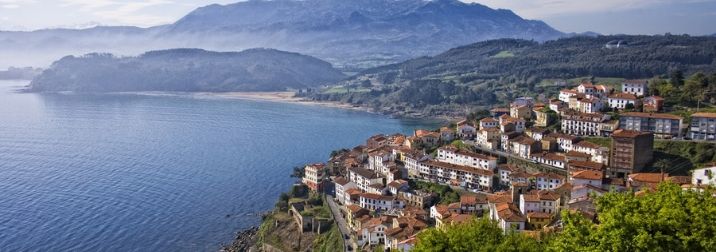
[0,0,714,35]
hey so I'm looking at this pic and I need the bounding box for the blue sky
[0,0,714,35]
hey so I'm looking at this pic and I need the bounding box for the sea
[0,80,439,251]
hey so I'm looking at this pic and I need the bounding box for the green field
[322,86,371,94]
[491,50,515,58]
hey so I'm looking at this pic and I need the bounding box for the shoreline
[199,91,374,113]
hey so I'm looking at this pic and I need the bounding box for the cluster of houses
[297,80,716,251]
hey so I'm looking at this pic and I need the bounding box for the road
[326,195,355,252]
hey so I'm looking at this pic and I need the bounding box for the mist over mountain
[0,0,563,69]
[29,48,345,92]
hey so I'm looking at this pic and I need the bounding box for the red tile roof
[608,92,637,100]
[571,170,603,180]
[621,112,682,120]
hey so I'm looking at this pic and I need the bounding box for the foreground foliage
[413,218,544,252]
[413,183,716,252]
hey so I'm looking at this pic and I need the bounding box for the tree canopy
[412,182,716,252]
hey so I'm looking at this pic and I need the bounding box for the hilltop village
[254,79,716,252]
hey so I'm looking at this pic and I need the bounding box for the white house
[519,190,561,215]
[549,133,581,152]
[456,120,477,139]
[335,177,358,205]
[436,146,498,171]
[489,203,526,232]
[359,193,405,212]
[479,117,499,130]
[498,164,518,185]
[692,166,716,187]
[622,80,647,97]
[573,141,609,165]
[358,216,394,246]
[559,89,578,103]
[608,92,639,109]
[535,173,565,190]
[349,167,384,192]
[530,152,566,169]
[476,128,501,150]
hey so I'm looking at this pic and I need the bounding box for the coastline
[200,91,372,113]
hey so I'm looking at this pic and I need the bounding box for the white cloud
[59,0,176,26]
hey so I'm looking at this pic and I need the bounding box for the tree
[551,182,716,251]
[413,218,544,252]
[670,70,685,87]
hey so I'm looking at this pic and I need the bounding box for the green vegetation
[310,35,716,117]
[323,86,371,94]
[413,218,544,252]
[491,50,515,58]
[30,48,345,92]
[553,183,716,251]
[649,71,716,112]
[409,180,460,204]
[312,224,343,252]
[650,141,716,175]
[581,138,716,175]
[413,183,716,252]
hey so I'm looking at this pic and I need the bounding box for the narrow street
[326,195,355,252]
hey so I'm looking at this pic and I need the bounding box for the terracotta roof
[487,192,513,204]
[571,170,603,180]
[349,167,381,179]
[612,129,651,138]
[609,92,637,100]
[566,151,591,159]
[666,176,691,185]
[495,203,526,222]
[628,173,666,183]
[568,160,605,171]
[621,112,682,120]
[345,188,362,195]
[415,129,432,137]
[434,204,450,217]
[514,136,537,145]
[574,141,602,149]
[347,204,367,214]
[536,173,565,180]
[480,117,498,123]
[460,194,487,205]
[360,193,394,201]
[334,176,350,186]
[527,212,552,219]
[387,179,408,188]
[692,112,716,119]
[447,214,473,224]
[560,89,578,94]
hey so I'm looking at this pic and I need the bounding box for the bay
[0,81,438,251]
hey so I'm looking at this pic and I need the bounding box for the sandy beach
[200,91,374,112]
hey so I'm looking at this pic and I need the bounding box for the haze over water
[0,81,437,251]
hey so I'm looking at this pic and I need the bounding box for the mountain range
[29,48,345,92]
[0,0,563,69]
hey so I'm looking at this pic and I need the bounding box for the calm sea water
[0,81,437,251]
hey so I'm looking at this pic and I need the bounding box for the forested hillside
[29,48,345,92]
[306,35,716,117]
